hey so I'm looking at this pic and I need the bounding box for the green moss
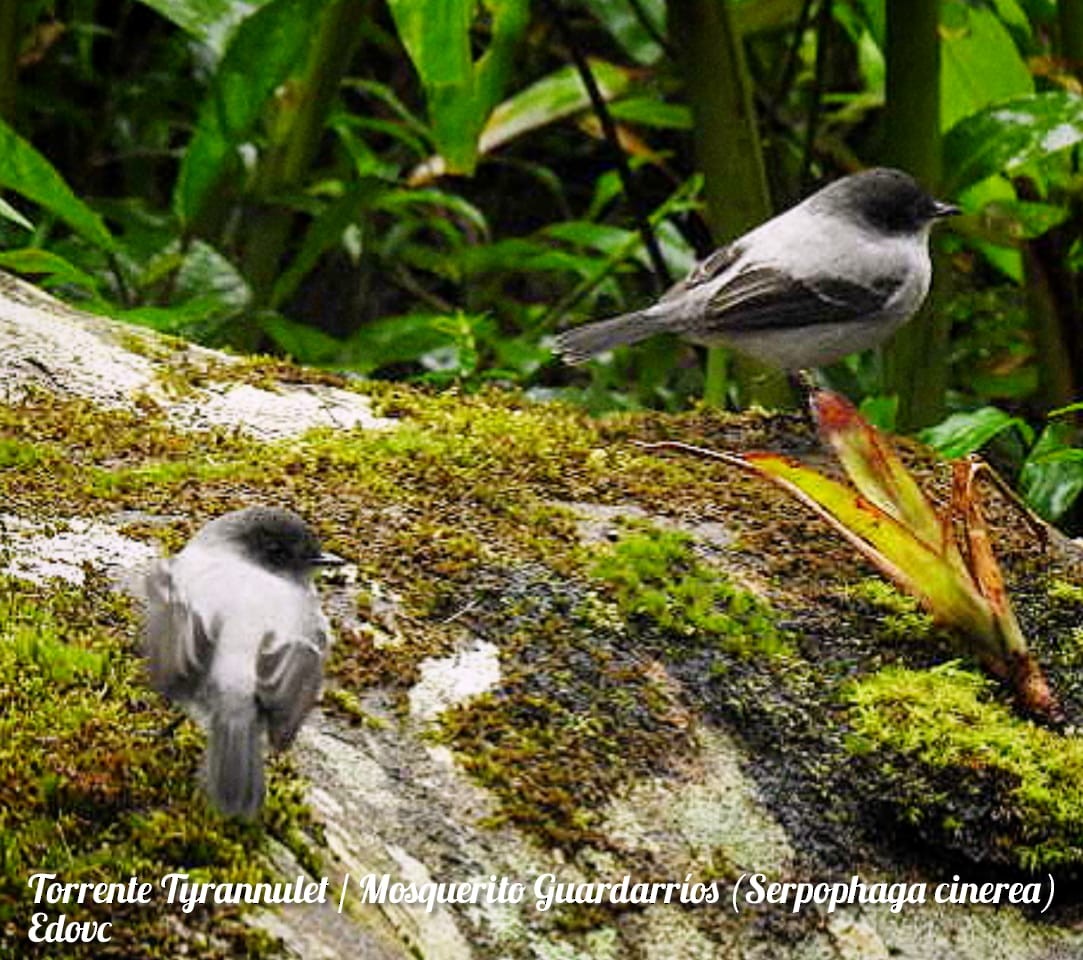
[842,577,936,642]
[1047,578,1083,605]
[323,688,386,728]
[590,526,791,658]
[845,664,1083,870]
[0,575,303,957]
[0,438,49,469]
[436,601,696,848]
[5,373,1077,903]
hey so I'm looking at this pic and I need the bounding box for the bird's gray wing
[659,244,743,301]
[256,624,330,751]
[142,560,217,701]
[707,265,902,331]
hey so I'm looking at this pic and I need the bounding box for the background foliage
[5,0,1083,525]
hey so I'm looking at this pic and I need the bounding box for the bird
[142,506,342,818]
[552,167,959,371]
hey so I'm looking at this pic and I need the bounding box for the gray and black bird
[142,506,342,818]
[553,168,958,371]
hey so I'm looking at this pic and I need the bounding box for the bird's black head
[218,507,340,576]
[814,167,958,235]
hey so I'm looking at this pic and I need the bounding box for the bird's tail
[206,695,263,818]
[553,307,672,364]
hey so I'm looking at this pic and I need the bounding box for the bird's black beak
[932,199,960,218]
[312,551,346,567]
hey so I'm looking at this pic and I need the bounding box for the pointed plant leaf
[951,459,1060,719]
[0,119,115,250]
[919,405,1033,457]
[134,0,272,56]
[741,451,997,645]
[409,61,633,184]
[812,390,947,555]
[944,91,1083,193]
[0,196,33,232]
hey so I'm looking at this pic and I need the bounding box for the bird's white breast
[170,543,325,696]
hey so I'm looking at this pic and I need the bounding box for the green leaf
[480,61,632,153]
[944,92,1083,193]
[918,407,1033,458]
[344,313,463,374]
[1020,423,1083,521]
[171,239,251,312]
[134,0,273,56]
[581,0,666,65]
[608,97,692,129]
[0,196,33,232]
[411,60,633,183]
[173,0,329,226]
[940,0,1033,134]
[260,312,347,365]
[1049,401,1083,418]
[387,0,528,175]
[0,119,115,251]
[112,297,235,335]
[0,248,102,297]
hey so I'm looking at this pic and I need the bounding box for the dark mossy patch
[435,572,696,848]
[840,578,939,644]
[844,664,1083,872]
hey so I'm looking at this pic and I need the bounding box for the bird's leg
[788,369,820,435]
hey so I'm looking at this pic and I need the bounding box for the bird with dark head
[552,167,958,372]
[142,506,343,818]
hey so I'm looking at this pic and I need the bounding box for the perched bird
[142,507,342,818]
[553,167,958,371]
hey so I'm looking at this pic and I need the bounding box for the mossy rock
[3,279,1083,958]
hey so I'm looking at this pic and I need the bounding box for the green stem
[1060,0,1083,63]
[703,347,728,407]
[241,0,366,307]
[1023,244,1076,409]
[881,0,945,430]
[669,0,791,409]
[545,0,670,289]
[0,0,18,122]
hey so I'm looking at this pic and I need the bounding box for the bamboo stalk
[240,0,367,308]
[881,0,946,430]
[669,0,791,410]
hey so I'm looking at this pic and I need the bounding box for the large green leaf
[944,92,1083,192]
[918,407,1033,458]
[173,0,329,226]
[260,312,348,365]
[480,61,632,153]
[0,120,115,251]
[940,0,1033,133]
[388,0,528,175]
[410,61,634,183]
[0,248,102,298]
[346,312,464,374]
